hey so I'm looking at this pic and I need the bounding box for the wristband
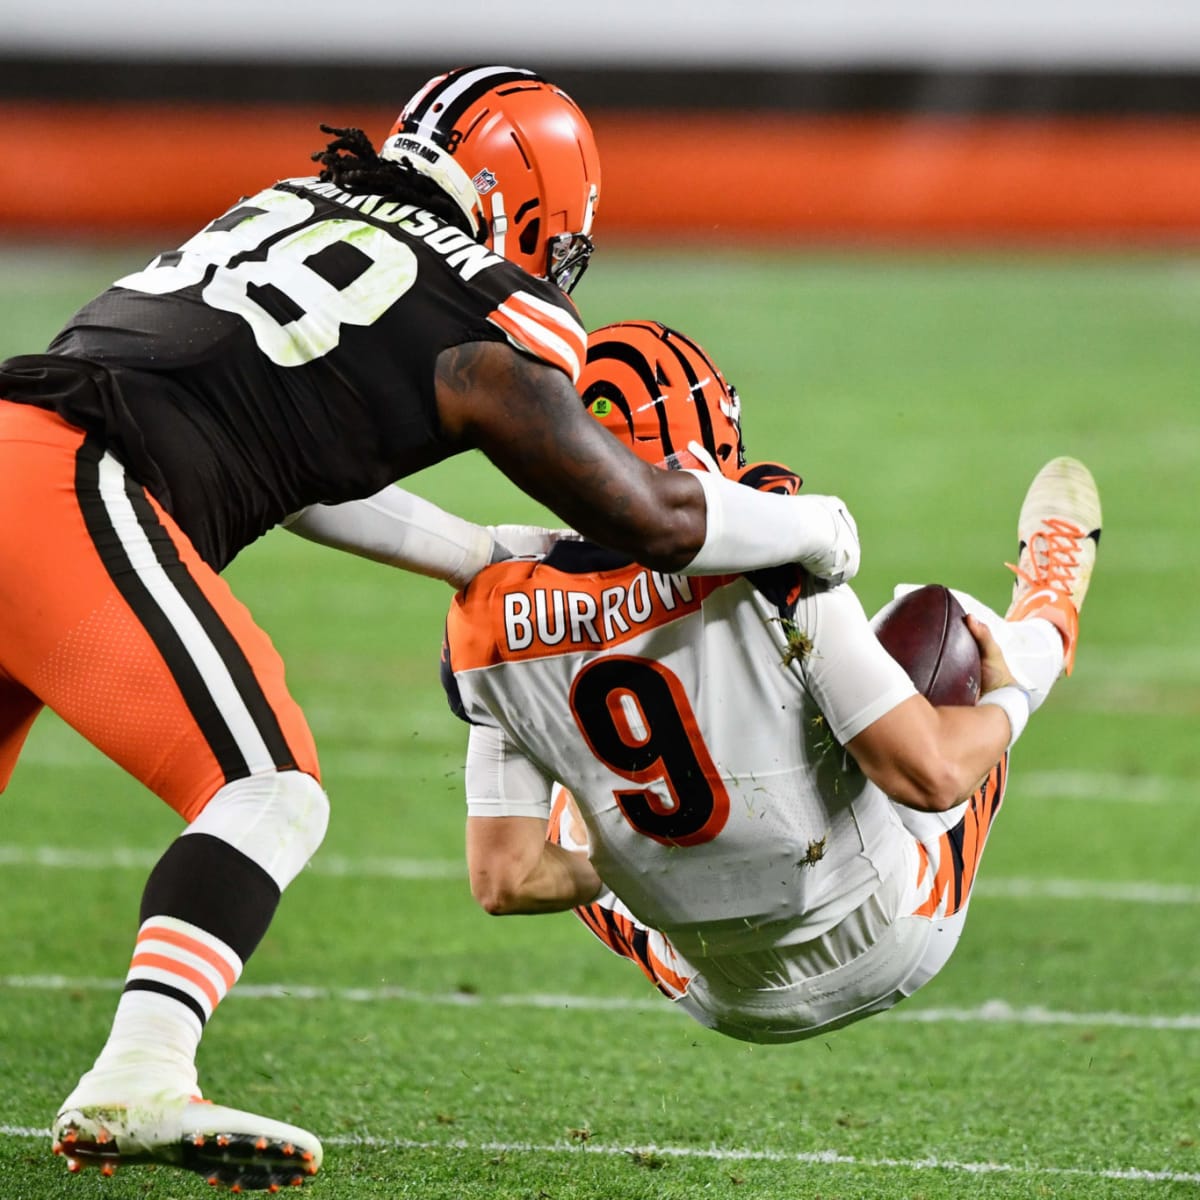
[978,685,1032,750]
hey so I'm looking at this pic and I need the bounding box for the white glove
[487,524,579,562]
[795,494,861,586]
[681,472,862,584]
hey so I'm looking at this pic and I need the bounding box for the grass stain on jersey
[775,617,814,666]
[799,836,828,868]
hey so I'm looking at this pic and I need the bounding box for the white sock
[64,913,250,1106]
[939,587,1064,712]
[63,992,201,1106]
[989,616,1064,711]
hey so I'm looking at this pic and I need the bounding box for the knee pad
[183,771,330,891]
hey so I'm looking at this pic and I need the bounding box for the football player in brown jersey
[0,67,861,1190]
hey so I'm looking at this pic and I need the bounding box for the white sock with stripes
[62,917,243,1107]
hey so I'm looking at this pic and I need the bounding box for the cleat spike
[52,1094,321,1187]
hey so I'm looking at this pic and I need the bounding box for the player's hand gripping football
[966,615,1019,696]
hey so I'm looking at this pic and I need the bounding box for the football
[875,584,981,706]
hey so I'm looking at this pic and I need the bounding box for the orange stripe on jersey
[445,559,540,671]
[487,290,586,382]
[139,923,238,991]
[447,557,738,672]
[129,952,222,1012]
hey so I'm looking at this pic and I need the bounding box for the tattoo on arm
[435,340,481,400]
[436,341,703,566]
[439,342,637,527]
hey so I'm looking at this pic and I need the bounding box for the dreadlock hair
[311,125,477,237]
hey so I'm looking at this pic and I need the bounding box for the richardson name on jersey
[503,570,698,655]
[299,180,504,281]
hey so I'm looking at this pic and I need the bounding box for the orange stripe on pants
[913,758,1008,920]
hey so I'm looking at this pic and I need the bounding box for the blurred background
[2,8,1199,1197]
[2,0,1199,244]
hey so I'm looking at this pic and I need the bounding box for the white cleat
[52,1095,322,1191]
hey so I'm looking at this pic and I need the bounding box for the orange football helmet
[384,65,600,293]
[579,321,745,478]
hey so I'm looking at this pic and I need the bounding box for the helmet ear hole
[518,217,541,258]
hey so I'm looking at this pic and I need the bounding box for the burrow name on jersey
[503,570,698,656]
[290,179,505,282]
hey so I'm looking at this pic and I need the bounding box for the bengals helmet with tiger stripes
[579,321,746,478]
[384,65,600,294]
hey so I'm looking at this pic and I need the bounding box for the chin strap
[489,191,508,260]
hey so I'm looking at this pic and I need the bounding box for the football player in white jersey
[443,320,1102,1043]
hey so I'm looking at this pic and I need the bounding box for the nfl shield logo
[472,168,498,194]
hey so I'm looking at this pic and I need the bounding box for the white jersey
[444,541,918,957]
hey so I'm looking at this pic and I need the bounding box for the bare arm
[463,723,602,914]
[847,615,1020,811]
[437,340,705,570]
[466,815,602,915]
[435,342,859,580]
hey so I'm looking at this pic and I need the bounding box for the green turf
[0,243,1197,1199]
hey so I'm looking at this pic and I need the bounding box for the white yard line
[0,844,465,879]
[973,877,1200,904]
[3,843,1197,903]
[1018,770,1181,803]
[1,1124,1196,1185]
[2,975,1197,1031]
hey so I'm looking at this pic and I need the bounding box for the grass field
[0,242,1197,1199]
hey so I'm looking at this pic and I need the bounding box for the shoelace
[1006,518,1085,596]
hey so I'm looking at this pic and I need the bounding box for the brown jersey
[0,177,586,570]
